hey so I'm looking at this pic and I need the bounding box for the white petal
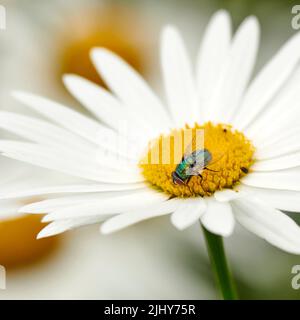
[0,140,143,183]
[21,192,138,215]
[200,198,235,237]
[252,152,300,171]
[171,197,206,230]
[0,113,137,171]
[37,216,106,239]
[253,120,300,152]
[161,26,198,126]
[0,111,92,153]
[40,189,168,221]
[91,48,170,132]
[63,75,152,143]
[256,136,300,160]
[242,168,300,191]
[0,182,145,200]
[0,183,144,200]
[233,198,300,254]
[205,16,259,123]
[214,189,244,202]
[233,31,300,130]
[196,10,231,120]
[12,91,133,159]
[240,185,300,212]
[244,66,300,143]
[100,198,180,234]
[255,126,300,161]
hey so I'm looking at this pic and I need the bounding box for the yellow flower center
[0,215,60,268]
[57,5,146,88]
[140,122,255,197]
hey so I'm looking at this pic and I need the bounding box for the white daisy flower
[1,10,300,261]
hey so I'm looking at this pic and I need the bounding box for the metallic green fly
[172,148,216,185]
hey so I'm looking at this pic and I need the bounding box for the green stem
[201,224,238,300]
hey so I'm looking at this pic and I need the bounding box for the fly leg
[204,167,219,173]
[185,176,192,185]
[185,175,194,195]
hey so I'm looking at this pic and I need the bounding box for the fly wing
[181,129,227,175]
[206,150,227,168]
[185,149,210,176]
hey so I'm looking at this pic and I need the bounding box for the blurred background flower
[0,0,299,299]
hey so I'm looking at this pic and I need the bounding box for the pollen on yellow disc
[140,123,255,197]
[57,5,148,87]
[0,215,59,268]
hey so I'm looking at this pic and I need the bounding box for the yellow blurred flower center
[57,5,147,88]
[0,215,60,268]
[140,123,255,197]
